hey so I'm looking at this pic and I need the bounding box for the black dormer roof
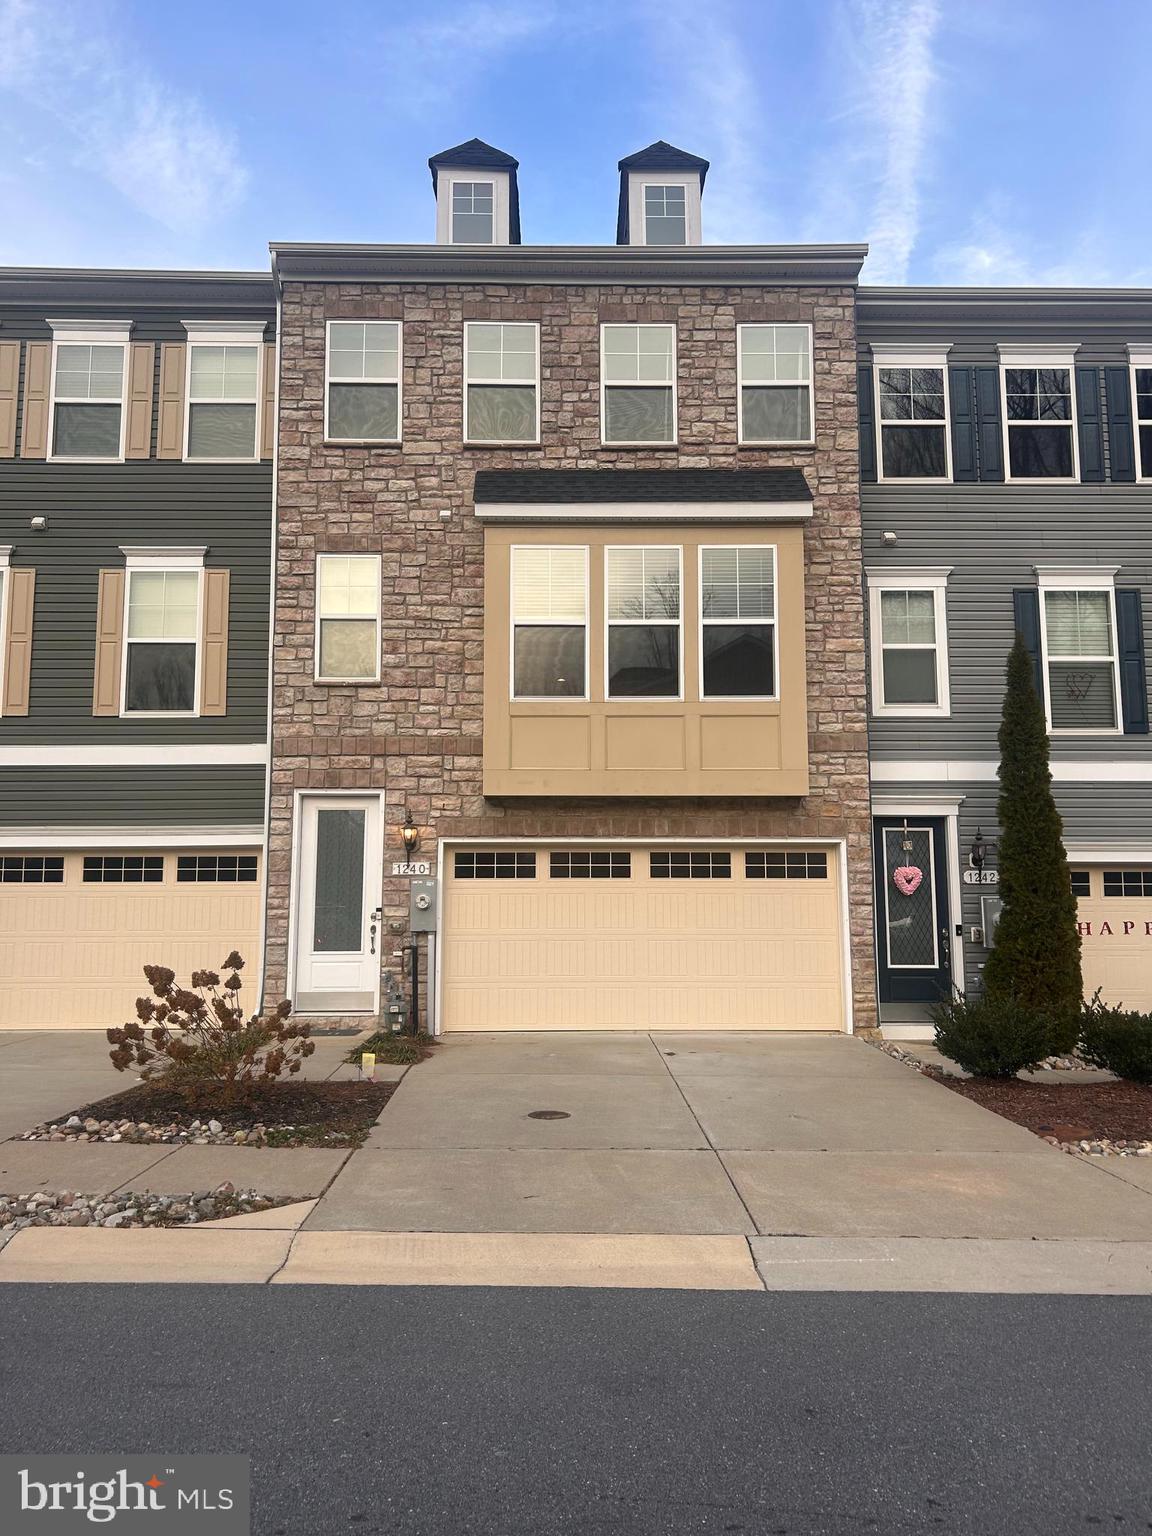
[428,139,521,242]
[616,141,710,243]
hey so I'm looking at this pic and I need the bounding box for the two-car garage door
[440,844,845,1031]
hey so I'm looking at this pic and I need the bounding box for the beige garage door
[441,844,845,1031]
[0,849,262,1030]
[1075,867,1152,1011]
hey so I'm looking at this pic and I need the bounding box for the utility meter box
[409,878,438,932]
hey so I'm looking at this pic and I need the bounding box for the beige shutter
[19,341,51,458]
[156,342,187,459]
[259,342,276,458]
[200,568,230,715]
[124,342,155,459]
[0,342,19,457]
[2,568,36,716]
[92,569,126,716]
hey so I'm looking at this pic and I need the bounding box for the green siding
[0,766,265,827]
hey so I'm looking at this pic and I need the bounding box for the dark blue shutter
[858,365,877,482]
[949,366,977,481]
[975,366,1004,482]
[1012,588,1044,700]
[1104,367,1137,482]
[1075,367,1104,482]
[1116,588,1149,735]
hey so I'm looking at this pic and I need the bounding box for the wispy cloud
[0,0,247,236]
[931,208,1152,287]
[376,2,560,117]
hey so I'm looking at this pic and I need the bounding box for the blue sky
[1,0,1148,285]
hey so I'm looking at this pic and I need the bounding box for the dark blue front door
[873,817,952,1003]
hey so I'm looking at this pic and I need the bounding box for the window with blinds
[326,321,400,442]
[1041,588,1119,731]
[52,342,125,458]
[601,325,676,443]
[316,554,381,682]
[606,546,681,697]
[511,546,587,698]
[739,325,813,444]
[465,323,539,443]
[700,546,775,697]
[186,344,260,459]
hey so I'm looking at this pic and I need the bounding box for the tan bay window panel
[92,568,125,716]
[483,522,809,797]
[2,568,35,715]
[200,568,230,715]
[156,342,187,459]
[259,342,276,458]
[124,342,155,459]
[19,341,50,459]
[0,341,19,457]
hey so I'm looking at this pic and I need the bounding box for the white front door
[294,795,382,1013]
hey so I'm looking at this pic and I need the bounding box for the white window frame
[866,567,952,719]
[1035,564,1122,738]
[737,323,814,447]
[0,545,9,719]
[118,546,206,720]
[463,321,540,446]
[47,321,130,463]
[181,323,264,464]
[324,320,402,445]
[999,346,1079,483]
[449,177,495,245]
[698,544,780,702]
[626,170,702,246]
[604,544,684,702]
[314,552,382,685]
[640,182,688,246]
[600,324,678,447]
[872,346,952,483]
[1129,346,1152,481]
[509,544,590,703]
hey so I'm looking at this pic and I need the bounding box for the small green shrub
[1079,993,1152,1084]
[346,1030,434,1066]
[107,952,314,1107]
[931,993,1063,1078]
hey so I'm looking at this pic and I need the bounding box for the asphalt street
[1,1286,1149,1535]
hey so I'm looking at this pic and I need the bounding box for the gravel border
[18,1115,273,1147]
[0,1183,305,1232]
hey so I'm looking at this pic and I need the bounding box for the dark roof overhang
[472,467,813,522]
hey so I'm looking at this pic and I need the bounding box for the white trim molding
[0,744,267,767]
[180,321,267,341]
[46,320,133,340]
[475,501,813,523]
[0,824,264,850]
[1064,841,1152,863]
[119,545,208,569]
[871,759,1149,784]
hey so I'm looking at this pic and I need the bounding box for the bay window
[700,546,776,697]
[511,545,587,698]
[738,325,812,444]
[326,321,401,443]
[601,325,676,444]
[606,546,681,697]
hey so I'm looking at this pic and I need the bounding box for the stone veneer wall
[267,280,877,1029]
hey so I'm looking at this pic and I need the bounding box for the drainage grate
[526,1110,571,1120]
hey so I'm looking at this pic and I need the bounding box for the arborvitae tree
[982,634,1082,1031]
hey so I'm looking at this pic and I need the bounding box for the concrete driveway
[310,1032,1152,1241]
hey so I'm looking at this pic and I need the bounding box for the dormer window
[429,139,520,245]
[643,185,687,244]
[452,181,495,244]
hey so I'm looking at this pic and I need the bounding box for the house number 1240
[392,860,432,877]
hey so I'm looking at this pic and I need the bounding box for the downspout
[255,249,282,1012]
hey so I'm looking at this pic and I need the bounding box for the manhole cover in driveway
[527,1110,571,1120]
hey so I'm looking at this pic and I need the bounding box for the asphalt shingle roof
[473,468,812,504]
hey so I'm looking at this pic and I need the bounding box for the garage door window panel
[1,856,64,884]
[316,554,381,683]
[1103,869,1152,897]
[650,851,731,879]
[1070,869,1092,898]
[601,325,676,444]
[512,546,587,699]
[177,855,258,883]
[550,851,631,879]
[607,546,681,698]
[1042,588,1120,733]
[83,856,164,883]
[701,546,776,698]
[739,325,813,444]
[454,851,536,879]
[124,570,200,715]
[746,851,827,879]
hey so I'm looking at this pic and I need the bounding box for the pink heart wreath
[892,865,923,897]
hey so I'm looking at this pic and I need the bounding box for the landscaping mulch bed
[932,1072,1152,1150]
[22,1080,396,1150]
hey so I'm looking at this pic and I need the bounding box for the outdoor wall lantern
[400,809,422,858]
[970,829,987,871]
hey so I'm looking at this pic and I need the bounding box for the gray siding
[862,483,1152,761]
[0,766,265,827]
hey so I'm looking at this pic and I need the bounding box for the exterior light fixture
[970,829,987,871]
[881,530,898,547]
[400,809,421,857]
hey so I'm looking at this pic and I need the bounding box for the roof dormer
[429,138,521,246]
[616,141,709,246]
